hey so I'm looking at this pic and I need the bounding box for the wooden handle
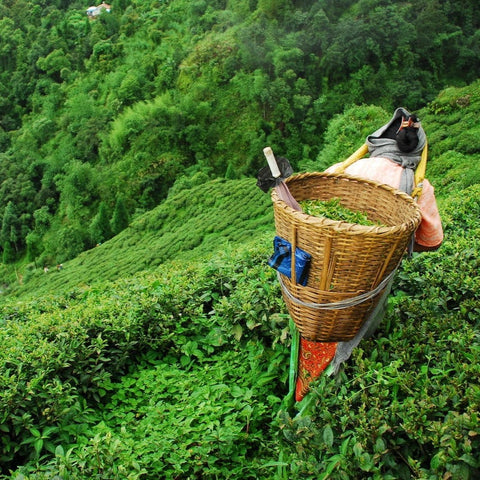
[263,147,281,178]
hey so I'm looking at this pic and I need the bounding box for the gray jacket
[366,107,426,194]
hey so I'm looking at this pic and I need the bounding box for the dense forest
[0,0,479,269]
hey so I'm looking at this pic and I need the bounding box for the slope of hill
[1,177,273,300]
[4,78,480,302]
[1,0,479,266]
[1,89,479,478]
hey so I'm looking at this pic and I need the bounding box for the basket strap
[411,141,428,199]
[278,266,398,310]
[288,319,299,396]
[333,144,369,173]
[290,225,297,284]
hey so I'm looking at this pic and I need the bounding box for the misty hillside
[1,0,479,271]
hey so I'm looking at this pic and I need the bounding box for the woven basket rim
[271,171,422,234]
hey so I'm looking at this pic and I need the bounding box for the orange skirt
[295,338,337,401]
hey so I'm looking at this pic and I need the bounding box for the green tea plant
[58,344,286,479]
[9,343,289,479]
[300,198,382,226]
[0,233,292,476]
[2,178,274,301]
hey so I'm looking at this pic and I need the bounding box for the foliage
[0,84,479,478]
[110,196,129,235]
[31,343,286,479]
[0,236,290,478]
[1,202,21,263]
[1,177,273,299]
[299,198,381,226]
[1,0,480,263]
[419,80,480,201]
[309,104,390,171]
[89,201,113,245]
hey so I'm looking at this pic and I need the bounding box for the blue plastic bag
[268,236,311,286]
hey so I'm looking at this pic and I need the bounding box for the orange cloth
[295,339,337,402]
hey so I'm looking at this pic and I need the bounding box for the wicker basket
[271,172,422,342]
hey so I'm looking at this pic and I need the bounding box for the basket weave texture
[272,172,422,342]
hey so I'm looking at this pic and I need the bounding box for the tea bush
[2,178,273,301]
[0,233,292,476]
[4,180,479,478]
[38,343,287,479]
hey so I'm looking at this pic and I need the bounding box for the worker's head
[395,114,420,152]
[379,112,420,153]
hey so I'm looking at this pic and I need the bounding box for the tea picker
[257,143,424,403]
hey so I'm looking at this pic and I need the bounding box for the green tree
[25,231,43,265]
[59,161,98,213]
[0,17,18,71]
[224,163,237,180]
[36,49,71,82]
[112,0,132,11]
[0,201,20,262]
[111,196,130,235]
[117,71,144,106]
[90,201,113,244]
[2,241,15,264]
[24,206,53,265]
[53,224,89,263]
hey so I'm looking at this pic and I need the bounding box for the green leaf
[34,438,43,455]
[359,452,374,472]
[231,385,245,398]
[232,324,243,341]
[374,437,386,453]
[449,463,472,480]
[55,445,65,457]
[319,454,343,480]
[340,436,351,455]
[353,442,363,457]
[459,453,480,468]
[323,425,334,447]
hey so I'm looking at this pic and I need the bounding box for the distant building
[86,3,111,18]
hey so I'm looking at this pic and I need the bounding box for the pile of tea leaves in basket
[300,197,384,226]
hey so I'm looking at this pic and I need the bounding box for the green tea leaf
[300,198,382,226]
[323,425,334,447]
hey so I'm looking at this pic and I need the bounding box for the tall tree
[111,196,130,235]
[90,201,113,245]
[0,201,20,262]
